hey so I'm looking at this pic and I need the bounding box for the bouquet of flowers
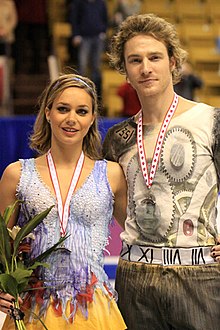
[0,201,68,330]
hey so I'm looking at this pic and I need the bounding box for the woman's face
[45,87,95,148]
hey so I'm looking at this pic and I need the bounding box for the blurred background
[1,0,220,119]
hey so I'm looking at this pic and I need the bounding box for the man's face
[124,34,175,98]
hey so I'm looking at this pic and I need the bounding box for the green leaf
[29,234,70,265]
[24,285,48,292]
[28,261,49,270]
[13,206,54,256]
[17,279,33,295]
[0,213,12,271]
[3,200,21,226]
[11,267,33,285]
[0,273,18,297]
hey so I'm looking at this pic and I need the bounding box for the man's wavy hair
[108,13,188,84]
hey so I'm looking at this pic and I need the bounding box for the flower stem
[13,300,26,330]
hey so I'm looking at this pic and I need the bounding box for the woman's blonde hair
[108,13,188,84]
[29,73,102,159]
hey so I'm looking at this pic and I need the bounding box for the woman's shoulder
[1,158,36,183]
[106,159,121,169]
[2,161,21,179]
[0,161,21,193]
[106,160,124,178]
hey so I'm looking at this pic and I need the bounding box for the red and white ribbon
[137,93,179,188]
[47,150,85,236]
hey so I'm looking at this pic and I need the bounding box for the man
[69,0,108,100]
[103,13,220,330]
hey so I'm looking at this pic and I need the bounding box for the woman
[0,0,17,56]
[0,73,127,329]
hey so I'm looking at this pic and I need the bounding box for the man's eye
[150,55,160,61]
[130,58,141,63]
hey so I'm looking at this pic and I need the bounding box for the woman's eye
[57,106,68,113]
[77,108,88,115]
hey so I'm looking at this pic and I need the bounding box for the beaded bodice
[16,158,115,319]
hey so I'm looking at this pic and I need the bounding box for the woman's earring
[47,119,51,124]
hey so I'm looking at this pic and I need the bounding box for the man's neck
[140,92,176,125]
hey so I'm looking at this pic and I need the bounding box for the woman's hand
[211,240,220,262]
[0,292,23,316]
[0,292,15,315]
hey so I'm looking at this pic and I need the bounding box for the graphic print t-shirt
[103,103,220,248]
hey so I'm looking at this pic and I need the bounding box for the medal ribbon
[47,150,85,236]
[137,93,179,188]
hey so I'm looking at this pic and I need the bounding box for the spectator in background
[111,0,142,31]
[0,0,17,57]
[174,60,203,101]
[0,1,17,116]
[14,0,49,74]
[117,81,141,117]
[69,0,108,100]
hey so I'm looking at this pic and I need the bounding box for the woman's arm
[0,161,21,228]
[107,161,127,229]
[0,161,22,314]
